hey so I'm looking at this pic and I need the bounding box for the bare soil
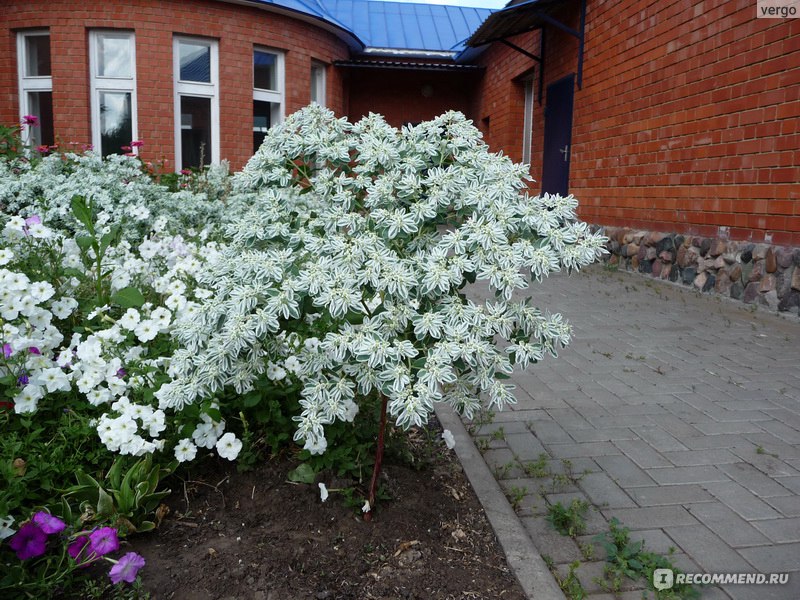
[128,433,527,600]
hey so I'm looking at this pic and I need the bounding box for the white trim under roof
[362,47,457,59]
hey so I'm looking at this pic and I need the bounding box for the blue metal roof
[234,0,493,54]
[325,0,493,52]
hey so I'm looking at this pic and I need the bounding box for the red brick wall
[347,67,481,127]
[1,0,350,170]
[474,0,800,245]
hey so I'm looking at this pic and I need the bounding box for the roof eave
[218,0,365,52]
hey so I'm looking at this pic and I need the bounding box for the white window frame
[17,30,52,146]
[522,78,534,166]
[310,61,326,107]
[174,36,219,170]
[253,46,285,128]
[89,30,138,156]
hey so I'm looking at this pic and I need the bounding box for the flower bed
[0,106,604,595]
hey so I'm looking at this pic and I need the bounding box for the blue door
[541,74,575,196]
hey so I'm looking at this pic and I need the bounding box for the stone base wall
[599,227,800,315]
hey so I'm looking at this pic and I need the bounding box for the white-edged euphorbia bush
[155,105,606,504]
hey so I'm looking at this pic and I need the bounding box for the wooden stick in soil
[365,393,388,522]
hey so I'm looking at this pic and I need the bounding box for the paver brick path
[468,265,800,599]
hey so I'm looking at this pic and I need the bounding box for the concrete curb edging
[434,402,567,600]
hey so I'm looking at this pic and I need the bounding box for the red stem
[365,393,389,521]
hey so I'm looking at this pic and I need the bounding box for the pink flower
[130,140,144,148]
[9,522,47,560]
[88,527,119,556]
[22,115,39,127]
[32,512,65,535]
[120,146,132,152]
[37,145,50,153]
[109,552,146,584]
[180,169,191,176]
[68,535,98,567]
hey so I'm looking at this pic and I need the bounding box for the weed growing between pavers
[523,453,550,478]
[546,499,590,536]
[553,559,587,600]
[592,519,699,599]
[506,485,528,510]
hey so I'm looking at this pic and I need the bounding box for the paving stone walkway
[468,264,800,600]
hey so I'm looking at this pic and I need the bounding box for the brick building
[2,0,799,244]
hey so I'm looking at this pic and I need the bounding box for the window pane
[254,51,277,90]
[180,42,211,83]
[181,96,212,168]
[27,91,54,147]
[25,35,51,77]
[311,65,325,105]
[97,34,132,78]
[253,100,279,154]
[99,91,133,156]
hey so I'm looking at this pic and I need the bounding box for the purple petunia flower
[67,535,98,567]
[24,216,42,227]
[32,512,66,535]
[17,373,29,386]
[109,552,146,584]
[88,527,119,556]
[28,347,41,355]
[116,368,126,378]
[8,522,48,560]
[2,343,11,359]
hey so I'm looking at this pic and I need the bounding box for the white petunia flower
[174,438,198,463]
[118,308,141,331]
[442,429,456,450]
[134,320,159,342]
[216,432,242,460]
[0,515,15,540]
[318,482,329,502]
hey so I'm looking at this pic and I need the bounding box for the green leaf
[100,225,121,254]
[205,407,223,423]
[345,311,365,325]
[287,462,316,484]
[136,521,156,533]
[242,392,262,408]
[63,267,86,280]
[70,195,95,234]
[96,486,114,517]
[111,287,146,309]
[75,236,94,252]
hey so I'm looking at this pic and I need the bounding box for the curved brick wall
[1,0,351,170]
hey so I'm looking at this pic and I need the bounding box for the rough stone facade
[600,227,800,315]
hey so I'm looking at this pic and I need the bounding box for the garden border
[434,402,566,600]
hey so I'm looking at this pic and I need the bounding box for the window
[17,30,54,148]
[89,31,137,157]
[174,37,219,169]
[253,48,284,154]
[310,61,326,107]
[522,78,534,166]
